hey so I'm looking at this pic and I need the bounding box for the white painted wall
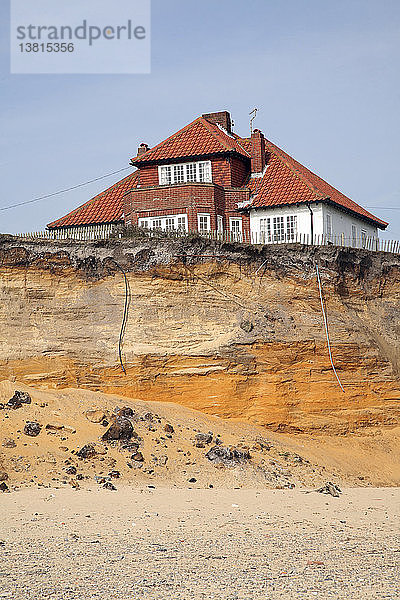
[249,202,379,245]
[321,203,378,242]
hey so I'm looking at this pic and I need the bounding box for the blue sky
[1,0,399,237]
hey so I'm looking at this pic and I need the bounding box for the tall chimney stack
[202,111,232,134]
[251,129,266,174]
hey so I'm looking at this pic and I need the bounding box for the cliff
[0,234,399,434]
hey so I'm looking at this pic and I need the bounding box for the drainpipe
[307,203,314,244]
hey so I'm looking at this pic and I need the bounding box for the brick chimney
[251,129,266,174]
[202,111,232,134]
[137,142,149,155]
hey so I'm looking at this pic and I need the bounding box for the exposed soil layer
[0,236,399,434]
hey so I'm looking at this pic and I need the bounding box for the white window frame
[273,216,285,242]
[229,217,243,241]
[138,214,188,232]
[217,215,224,233]
[286,215,298,241]
[260,217,271,243]
[158,160,212,185]
[326,213,332,237]
[197,213,211,233]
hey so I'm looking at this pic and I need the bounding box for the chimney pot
[137,143,149,155]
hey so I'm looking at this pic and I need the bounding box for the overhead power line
[0,166,131,212]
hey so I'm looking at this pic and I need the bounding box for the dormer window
[158,160,212,185]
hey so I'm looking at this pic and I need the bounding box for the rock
[46,423,75,435]
[0,472,8,482]
[188,477,197,483]
[115,406,135,419]
[85,409,106,423]
[205,446,251,466]
[102,417,133,441]
[101,420,109,427]
[2,438,16,448]
[194,432,213,446]
[0,403,4,410]
[76,474,84,481]
[164,423,174,434]
[76,444,97,459]
[65,466,77,475]
[121,440,140,452]
[315,482,342,497]
[240,320,254,333]
[0,482,10,493]
[23,421,41,437]
[108,470,120,479]
[7,390,31,409]
[131,451,144,462]
[103,481,117,491]
[159,455,168,466]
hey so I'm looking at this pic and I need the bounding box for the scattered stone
[315,482,342,497]
[158,455,168,466]
[102,417,133,441]
[7,390,32,409]
[164,423,174,434]
[109,470,120,479]
[76,444,97,459]
[103,482,117,491]
[85,409,106,423]
[194,432,213,446]
[240,319,254,333]
[131,451,144,462]
[115,406,135,419]
[23,421,41,437]
[2,439,16,448]
[0,482,10,493]
[205,446,251,466]
[65,466,77,475]
[0,472,9,482]
[76,474,84,481]
[121,440,140,452]
[188,477,197,483]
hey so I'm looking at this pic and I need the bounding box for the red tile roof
[131,117,250,164]
[242,137,387,228]
[47,171,138,229]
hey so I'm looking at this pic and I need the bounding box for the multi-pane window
[273,216,285,241]
[260,218,271,243]
[286,215,297,240]
[186,163,196,182]
[230,218,243,240]
[361,229,367,248]
[217,215,224,233]
[159,165,172,185]
[177,216,186,231]
[152,219,162,230]
[158,161,212,185]
[138,214,187,232]
[326,214,332,237]
[352,224,357,245]
[198,213,211,232]
[165,218,175,231]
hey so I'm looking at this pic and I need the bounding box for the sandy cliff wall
[0,235,399,433]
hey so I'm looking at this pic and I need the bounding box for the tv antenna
[249,107,258,134]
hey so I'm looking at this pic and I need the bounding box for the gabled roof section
[244,138,387,229]
[47,170,138,229]
[131,117,250,165]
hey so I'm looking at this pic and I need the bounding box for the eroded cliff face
[0,235,399,434]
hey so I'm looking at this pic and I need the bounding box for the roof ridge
[132,117,204,162]
[199,117,249,155]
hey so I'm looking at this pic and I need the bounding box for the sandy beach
[1,486,399,599]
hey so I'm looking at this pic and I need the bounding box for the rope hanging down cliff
[315,263,345,393]
[107,259,130,375]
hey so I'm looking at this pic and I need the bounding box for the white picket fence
[14,226,400,255]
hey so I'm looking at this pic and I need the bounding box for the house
[47,110,387,244]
